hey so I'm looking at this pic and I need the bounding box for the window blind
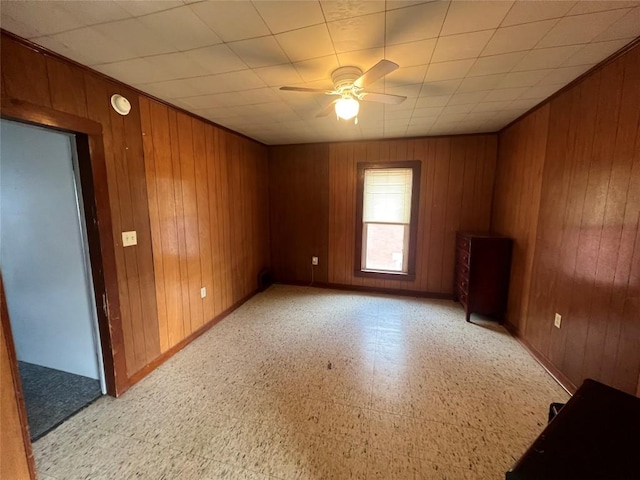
[363,168,413,224]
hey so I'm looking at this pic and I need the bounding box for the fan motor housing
[332,66,363,92]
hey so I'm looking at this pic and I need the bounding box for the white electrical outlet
[554,313,562,329]
[312,256,319,266]
[200,287,207,298]
[122,231,137,247]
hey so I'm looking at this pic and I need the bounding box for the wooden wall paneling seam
[167,109,189,342]
[205,125,222,316]
[45,57,88,118]
[123,94,161,363]
[109,107,147,373]
[193,120,214,323]
[139,98,169,354]
[578,57,625,384]
[441,139,465,293]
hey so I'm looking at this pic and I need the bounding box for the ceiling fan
[279,59,406,123]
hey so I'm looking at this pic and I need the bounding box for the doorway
[1,119,105,440]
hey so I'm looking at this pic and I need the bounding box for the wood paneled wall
[269,136,497,295]
[140,98,269,354]
[492,43,640,395]
[492,105,550,334]
[0,33,269,384]
[1,35,159,377]
[269,144,329,284]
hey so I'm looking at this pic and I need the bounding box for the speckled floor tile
[34,285,569,479]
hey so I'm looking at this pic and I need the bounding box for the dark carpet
[18,361,102,441]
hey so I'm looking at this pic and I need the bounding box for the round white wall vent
[110,94,131,116]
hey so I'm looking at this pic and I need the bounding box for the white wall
[1,119,100,379]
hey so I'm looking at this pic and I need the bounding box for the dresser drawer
[457,248,470,267]
[457,235,470,251]
[456,261,470,280]
[457,278,469,295]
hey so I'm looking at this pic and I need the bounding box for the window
[355,161,421,280]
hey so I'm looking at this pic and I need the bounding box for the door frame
[2,95,126,396]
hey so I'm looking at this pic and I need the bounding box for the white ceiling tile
[94,57,168,85]
[498,69,554,88]
[386,2,449,45]
[385,39,437,67]
[473,101,514,113]
[252,0,325,34]
[501,1,576,27]
[424,59,475,82]
[468,52,528,77]
[94,18,177,57]
[137,78,206,99]
[49,27,138,65]
[145,51,213,79]
[421,79,463,96]
[482,19,559,56]
[484,87,529,102]
[440,1,513,36]
[337,48,385,70]
[184,44,247,75]
[384,65,427,88]
[385,109,413,120]
[294,55,340,82]
[564,39,631,66]
[431,30,494,63]
[189,1,270,42]
[438,112,469,122]
[537,65,591,85]
[567,1,639,16]
[320,0,385,21]
[138,6,220,51]
[65,1,132,25]
[30,35,96,66]
[457,74,506,93]
[228,36,290,68]
[447,91,490,105]
[442,103,476,114]
[116,0,183,17]
[276,24,335,62]
[519,83,565,100]
[327,12,385,53]
[186,70,267,95]
[513,45,583,72]
[0,1,87,37]
[0,12,42,39]
[594,6,640,41]
[254,64,305,86]
[537,8,631,48]
[415,95,452,108]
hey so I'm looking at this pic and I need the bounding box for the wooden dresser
[454,232,513,323]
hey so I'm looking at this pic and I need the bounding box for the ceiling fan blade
[280,86,333,94]
[354,60,399,89]
[316,100,337,118]
[361,92,407,105]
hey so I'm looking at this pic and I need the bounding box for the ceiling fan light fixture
[335,97,359,120]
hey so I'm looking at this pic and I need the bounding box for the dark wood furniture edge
[0,274,37,480]
[126,288,261,390]
[503,321,576,395]
[0,29,266,148]
[1,95,127,397]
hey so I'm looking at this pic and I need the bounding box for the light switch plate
[312,256,319,266]
[122,231,137,247]
[554,313,562,329]
[200,287,207,298]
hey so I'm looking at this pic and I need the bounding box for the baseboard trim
[123,288,261,394]
[275,281,454,300]
[503,322,576,396]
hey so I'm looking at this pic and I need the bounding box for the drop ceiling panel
[2,0,638,145]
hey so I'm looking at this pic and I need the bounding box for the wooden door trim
[1,95,127,396]
[0,274,37,479]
